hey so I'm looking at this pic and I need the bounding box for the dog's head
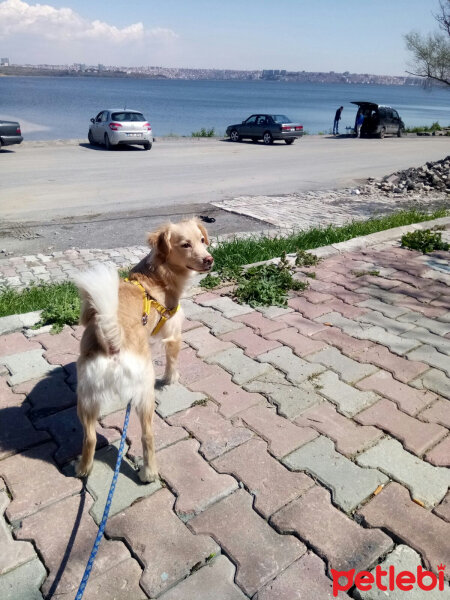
[148,219,214,273]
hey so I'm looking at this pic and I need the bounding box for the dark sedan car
[352,102,406,138]
[226,114,303,145]
[0,120,23,149]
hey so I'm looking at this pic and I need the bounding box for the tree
[404,0,450,86]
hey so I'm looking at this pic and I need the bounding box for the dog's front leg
[136,398,158,483]
[162,335,181,385]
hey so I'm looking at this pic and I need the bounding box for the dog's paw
[139,465,158,484]
[162,370,180,386]
[75,459,93,479]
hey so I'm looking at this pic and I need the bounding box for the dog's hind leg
[76,402,99,478]
[136,394,158,483]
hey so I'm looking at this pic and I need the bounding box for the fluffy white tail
[74,265,121,353]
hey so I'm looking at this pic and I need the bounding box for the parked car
[226,114,303,145]
[0,119,23,149]
[88,109,153,150]
[351,102,406,139]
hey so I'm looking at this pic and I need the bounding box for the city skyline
[0,0,441,77]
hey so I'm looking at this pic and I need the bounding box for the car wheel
[230,129,241,142]
[88,130,95,145]
[143,141,152,150]
[378,127,386,139]
[285,138,295,145]
[104,134,112,150]
[397,127,404,138]
[263,131,273,145]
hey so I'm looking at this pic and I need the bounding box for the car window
[257,116,269,125]
[244,116,258,124]
[95,112,104,122]
[392,110,399,120]
[100,112,109,122]
[111,112,145,122]
[378,108,387,118]
[271,115,291,123]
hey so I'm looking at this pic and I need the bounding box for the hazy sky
[0,0,442,75]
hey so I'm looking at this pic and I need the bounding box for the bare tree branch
[404,31,450,86]
[435,0,450,36]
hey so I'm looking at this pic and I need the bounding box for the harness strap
[124,278,180,335]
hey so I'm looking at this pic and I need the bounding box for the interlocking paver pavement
[0,226,449,598]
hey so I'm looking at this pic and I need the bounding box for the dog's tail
[74,265,122,354]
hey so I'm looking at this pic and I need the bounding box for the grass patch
[191,127,215,138]
[404,121,447,134]
[401,229,449,254]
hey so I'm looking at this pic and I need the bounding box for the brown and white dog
[74,219,213,482]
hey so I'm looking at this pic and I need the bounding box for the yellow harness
[124,278,180,335]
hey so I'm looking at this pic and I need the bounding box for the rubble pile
[367,156,450,195]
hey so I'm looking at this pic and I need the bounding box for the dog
[74,219,213,483]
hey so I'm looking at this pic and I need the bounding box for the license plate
[127,133,141,137]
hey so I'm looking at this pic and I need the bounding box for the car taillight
[109,122,122,131]
[281,125,290,131]
[143,122,152,130]
[16,127,21,134]
[295,126,303,131]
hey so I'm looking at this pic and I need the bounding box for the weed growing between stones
[401,229,449,254]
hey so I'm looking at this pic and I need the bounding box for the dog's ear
[196,221,210,246]
[148,225,171,258]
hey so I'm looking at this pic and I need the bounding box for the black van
[351,101,406,138]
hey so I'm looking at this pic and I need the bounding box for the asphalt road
[1,135,449,254]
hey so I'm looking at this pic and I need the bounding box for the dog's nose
[203,255,214,266]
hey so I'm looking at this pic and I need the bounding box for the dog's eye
[201,237,205,244]
[181,242,191,248]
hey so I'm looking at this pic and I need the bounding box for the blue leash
[74,401,132,600]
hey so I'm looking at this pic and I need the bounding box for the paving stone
[426,435,450,467]
[255,551,351,600]
[0,490,36,575]
[185,305,244,335]
[312,327,374,356]
[168,402,252,460]
[358,482,450,578]
[183,326,234,358]
[82,441,161,524]
[434,491,450,522]
[287,296,333,319]
[35,405,118,465]
[181,317,202,332]
[355,399,447,456]
[279,312,328,336]
[33,325,79,356]
[357,298,411,319]
[283,436,387,512]
[195,294,253,318]
[107,488,219,598]
[295,402,382,457]
[13,371,77,419]
[221,326,281,358]
[0,442,82,522]
[101,409,188,462]
[303,290,334,303]
[158,555,247,600]
[353,544,450,600]
[0,332,41,358]
[236,405,318,458]
[357,437,450,508]
[178,347,223,385]
[348,343,428,383]
[0,376,23,407]
[0,400,50,459]
[0,315,25,336]
[306,346,377,383]
[408,344,450,377]
[190,489,305,597]
[357,370,436,416]
[316,312,372,337]
[213,438,314,518]
[265,327,327,356]
[312,371,380,417]
[157,438,238,519]
[258,346,325,384]
[420,399,450,428]
[272,485,393,574]
[357,311,416,335]
[255,305,293,318]
[156,382,207,418]
[0,558,46,600]
[402,327,450,356]
[398,312,450,335]
[17,493,131,597]
[205,347,271,385]
[0,349,58,386]
[244,367,323,419]
[233,310,287,335]
[417,368,450,400]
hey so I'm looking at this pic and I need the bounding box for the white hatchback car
[88,109,153,150]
